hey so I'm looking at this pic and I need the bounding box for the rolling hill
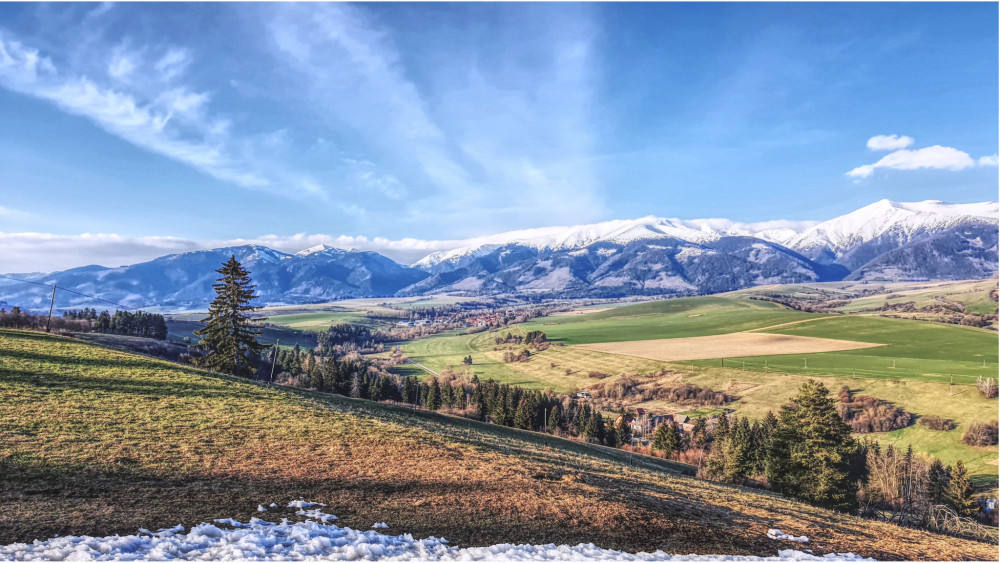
[0,328,994,560]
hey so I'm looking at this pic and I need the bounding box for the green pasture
[521,295,822,345]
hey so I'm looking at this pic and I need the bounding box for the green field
[401,293,999,482]
[7,328,992,559]
[522,296,822,344]
[684,315,997,384]
[262,310,378,332]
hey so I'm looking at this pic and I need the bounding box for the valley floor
[0,329,995,560]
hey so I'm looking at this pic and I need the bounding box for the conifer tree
[547,405,561,434]
[691,417,708,449]
[309,363,323,390]
[593,412,606,444]
[653,421,682,457]
[765,380,859,512]
[945,460,977,516]
[513,393,536,430]
[428,378,442,410]
[194,256,265,378]
[350,373,365,399]
[925,459,950,506]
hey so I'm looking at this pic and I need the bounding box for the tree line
[0,306,167,339]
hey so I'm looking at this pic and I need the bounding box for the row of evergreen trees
[0,305,167,339]
[94,310,168,340]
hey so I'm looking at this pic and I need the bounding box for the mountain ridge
[0,199,995,309]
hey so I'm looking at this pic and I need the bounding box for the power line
[0,273,149,311]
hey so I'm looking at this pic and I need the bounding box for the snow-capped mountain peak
[295,244,340,256]
[413,199,997,270]
[785,199,999,256]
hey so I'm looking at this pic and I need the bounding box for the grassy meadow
[0,328,994,560]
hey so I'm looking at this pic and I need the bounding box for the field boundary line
[743,315,839,333]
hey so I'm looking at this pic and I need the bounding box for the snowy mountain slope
[414,216,811,270]
[401,237,838,297]
[784,199,998,263]
[0,245,428,310]
[414,200,996,272]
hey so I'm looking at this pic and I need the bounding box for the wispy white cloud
[154,48,191,82]
[866,134,914,151]
[978,154,999,166]
[107,43,137,81]
[0,31,324,198]
[264,3,604,232]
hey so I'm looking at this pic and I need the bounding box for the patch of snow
[297,509,339,523]
[0,515,875,561]
[597,248,618,257]
[767,529,809,543]
[372,522,390,529]
[257,505,268,512]
[676,247,712,260]
[521,267,576,291]
[445,276,484,291]
[643,274,697,291]
[287,500,326,509]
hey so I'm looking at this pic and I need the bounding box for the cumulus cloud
[978,154,999,166]
[866,134,914,151]
[848,145,978,178]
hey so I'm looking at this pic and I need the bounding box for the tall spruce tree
[194,256,265,378]
[945,460,977,516]
[765,380,860,513]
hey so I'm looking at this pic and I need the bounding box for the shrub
[918,415,956,431]
[587,371,610,379]
[962,421,999,447]
[837,394,912,433]
[976,376,998,399]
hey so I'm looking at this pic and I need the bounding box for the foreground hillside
[0,329,994,560]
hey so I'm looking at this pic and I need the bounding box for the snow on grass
[296,509,338,523]
[767,530,808,543]
[287,500,326,509]
[0,514,875,562]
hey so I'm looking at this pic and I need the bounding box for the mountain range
[1,199,996,310]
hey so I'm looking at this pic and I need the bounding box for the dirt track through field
[574,332,883,362]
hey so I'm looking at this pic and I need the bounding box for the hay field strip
[574,332,884,362]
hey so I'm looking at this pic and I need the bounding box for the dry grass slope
[0,329,994,560]
[575,332,883,362]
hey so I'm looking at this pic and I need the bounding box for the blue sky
[0,2,997,271]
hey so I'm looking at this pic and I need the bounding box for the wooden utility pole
[268,338,280,384]
[45,284,56,333]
